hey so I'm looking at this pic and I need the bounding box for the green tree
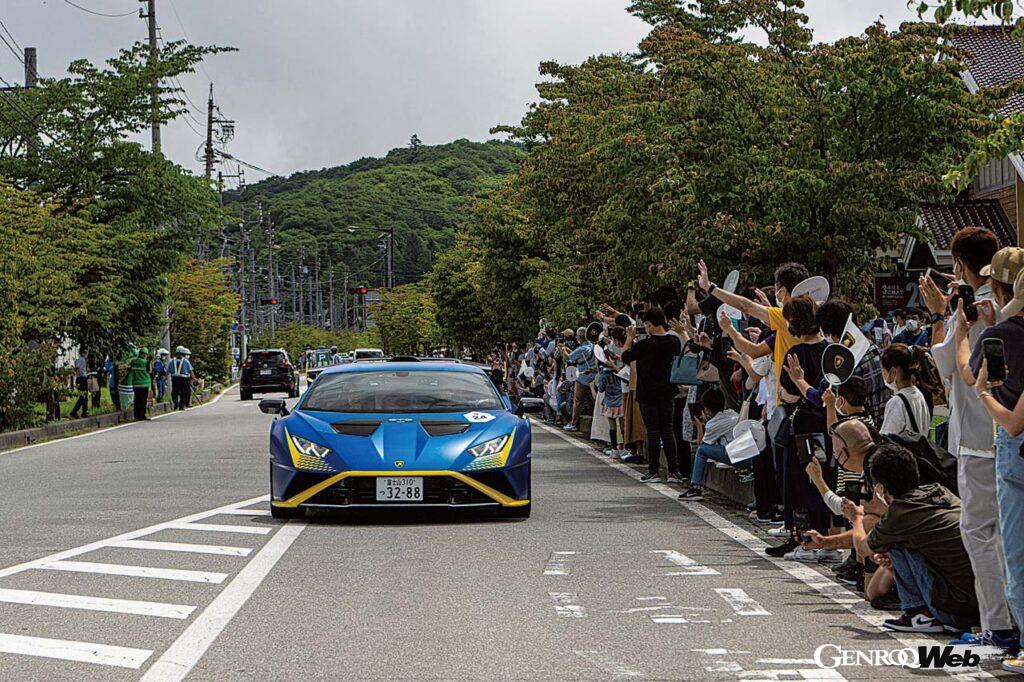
[375,284,440,355]
[168,259,239,381]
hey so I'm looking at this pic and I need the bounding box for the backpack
[881,432,959,497]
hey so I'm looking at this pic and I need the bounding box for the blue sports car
[259,359,544,519]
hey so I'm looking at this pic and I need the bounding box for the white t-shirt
[703,409,739,446]
[880,386,931,439]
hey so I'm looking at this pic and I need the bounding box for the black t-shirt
[621,334,682,403]
[781,340,828,435]
[970,317,1024,411]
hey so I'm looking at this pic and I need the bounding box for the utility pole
[139,0,160,153]
[266,215,277,336]
[24,47,37,88]
[387,227,396,289]
[342,272,349,329]
[328,266,335,331]
[204,83,215,181]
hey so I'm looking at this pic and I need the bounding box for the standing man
[562,327,597,432]
[169,346,194,410]
[69,351,90,419]
[125,348,152,421]
[152,349,169,403]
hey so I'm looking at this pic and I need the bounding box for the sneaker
[639,472,662,483]
[562,423,577,432]
[954,630,1021,655]
[783,547,819,563]
[767,526,790,537]
[765,538,799,558]
[816,549,844,564]
[738,471,755,483]
[869,594,901,611]
[751,511,781,524]
[666,474,683,485]
[621,453,644,464]
[883,610,945,634]
[745,502,757,512]
[1003,657,1024,675]
[678,487,703,501]
[603,448,616,456]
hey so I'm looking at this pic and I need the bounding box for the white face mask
[775,289,785,308]
[906,320,920,332]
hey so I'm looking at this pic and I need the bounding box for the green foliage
[374,284,441,355]
[436,3,1001,337]
[251,324,381,364]
[223,139,525,290]
[169,260,239,381]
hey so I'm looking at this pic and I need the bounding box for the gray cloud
[3,1,926,179]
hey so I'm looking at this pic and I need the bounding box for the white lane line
[548,592,587,618]
[757,659,816,665]
[37,560,227,584]
[651,550,719,576]
[0,384,238,456]
[651,616,698,624]
[169,522,271,536]
[0,588,194,619]
[217,508,271,516]
[573,650,642,678]
[0,633,152,669]
[705,661,744,673]
[109,540,252,557]
[536,424,990,681]
[715,588,770,616]
[797,670,847,680]
[141,521,307,682]
[543,551,576,576]
[0,494,267,581]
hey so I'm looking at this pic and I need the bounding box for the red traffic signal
[259,297,279,306]
[358,286,368,296]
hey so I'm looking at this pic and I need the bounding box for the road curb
[0,384,226,453]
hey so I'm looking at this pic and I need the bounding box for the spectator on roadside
[892,309,929,347]
[152,349,169,403]
[169,346,194,411]
[125,347,152,421]
[621,306,684,484]
[103,354,120,411]
[562,328,597,432]
[816,299,891,426]
[679,387,737,500]
[846,443,979,635]
[69,351,90,419]
[861,305,893,347]
[879,344,932,439]
[891,309,907,339]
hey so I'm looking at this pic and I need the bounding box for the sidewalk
[0,383,228,452]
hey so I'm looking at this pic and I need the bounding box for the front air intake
[420,420,470,437]
[331,420,381,436]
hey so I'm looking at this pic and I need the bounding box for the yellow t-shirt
[768,306,798,385]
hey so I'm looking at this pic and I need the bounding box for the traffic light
[259,298,279,306]
[348,286,369,296]
[358,286,368,296]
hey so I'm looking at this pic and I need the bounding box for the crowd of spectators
[490,227,1024,674]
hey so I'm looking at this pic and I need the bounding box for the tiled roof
[948,25,1024,113]
[918,200,1017,249]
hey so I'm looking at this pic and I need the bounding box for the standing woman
[879,344,933,439]
[126,347,153,421]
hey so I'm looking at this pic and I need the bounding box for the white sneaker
[816,549,844,564]
[768,526,790,537]
[603,448,616,456]
[562,423,577,432]
[783,547,819,563]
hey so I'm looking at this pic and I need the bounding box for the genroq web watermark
[813,644,986,670]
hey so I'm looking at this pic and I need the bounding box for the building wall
[970,183,1018,236]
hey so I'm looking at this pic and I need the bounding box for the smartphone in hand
[958,284,978,322]
[983,337,1007,383]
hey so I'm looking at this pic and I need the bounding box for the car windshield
[301,370,503,413]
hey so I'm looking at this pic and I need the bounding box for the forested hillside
[223,139,524,289]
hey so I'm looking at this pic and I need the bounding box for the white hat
[175,345,187,355]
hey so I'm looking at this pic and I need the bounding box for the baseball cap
[980,247,1024,283]
[561,328,574,338]
[1002,269,1024,317]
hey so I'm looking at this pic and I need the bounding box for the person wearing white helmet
[169,346,195,410]
[152,348,170,403]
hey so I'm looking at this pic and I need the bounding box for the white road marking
[140,521,307,682]
[170,522,271,535]
[651,616,697,624]
[705,661,744,672]
[37,560,227,584]
[715,588,770,616]
[548,592,587,618]
[543,551,576,576]
[109,540,253,557]
[0,588,195,619]
[0,633,152,669]
[573,650,642,678]
[757,659,816,665]
[651,550,719,576]
[797,670,848,680]
[217,508,271,516]
[537,424,993,681]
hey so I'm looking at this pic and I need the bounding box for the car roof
[317,360,487,377]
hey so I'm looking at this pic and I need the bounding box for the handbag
[670,354,699,385]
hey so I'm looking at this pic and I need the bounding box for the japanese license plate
[259,369,271,375]
[375,477,424,502]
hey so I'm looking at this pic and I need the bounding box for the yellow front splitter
[273,470,529,509]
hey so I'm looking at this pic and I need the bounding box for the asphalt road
[0,385,1013,680]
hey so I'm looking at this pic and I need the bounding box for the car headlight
[291,435,330,459]
[468,434,510,458]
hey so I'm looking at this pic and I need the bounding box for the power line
[0,19,23,52]
[165,0,213,82]
[59,0,138,18]
[0,32,23,65]
[215,149,277,177]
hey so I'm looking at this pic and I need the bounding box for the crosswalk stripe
[0,633,152,669]
[170,522,272,535]
[109,540,252,557]
[651,550,720,576]
[543,551,576,575]
[217,508,272,516]
[0,588,195,619]
[715,588,770,616]
[37,560,228,584]
[548,592,587,618]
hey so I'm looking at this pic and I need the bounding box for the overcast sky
[5,1,927,181]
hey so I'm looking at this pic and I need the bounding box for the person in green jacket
[125,347,153,421]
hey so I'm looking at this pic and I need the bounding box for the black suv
[240,349,300,401]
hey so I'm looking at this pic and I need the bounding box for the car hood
[285,409,519,471]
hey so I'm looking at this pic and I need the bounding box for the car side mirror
[515,397,545,417]
[259,398,289,417]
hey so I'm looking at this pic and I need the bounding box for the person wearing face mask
[879,344,933,439]
[816,300,891,426]
[892,310,930,347]
[845,444,979,635]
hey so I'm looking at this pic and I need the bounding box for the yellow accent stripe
[283,428,303,469]
[273,470,528,508]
